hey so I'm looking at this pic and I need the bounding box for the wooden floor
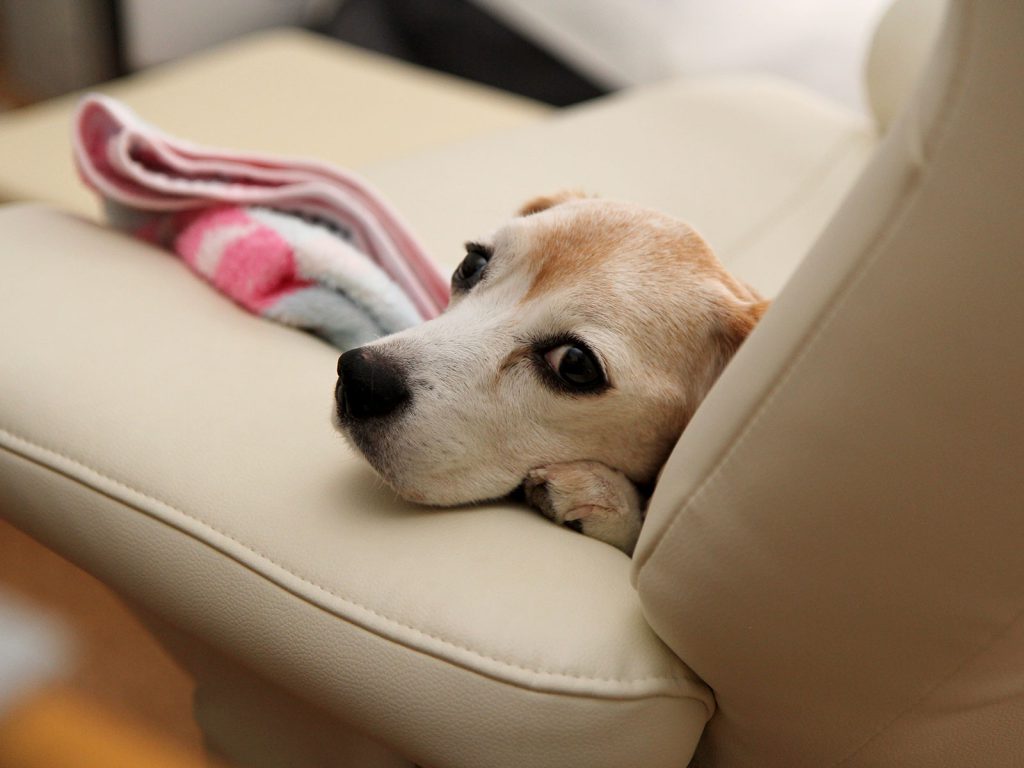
[0,518,204,757]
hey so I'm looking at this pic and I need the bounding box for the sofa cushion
[0,205,710,768]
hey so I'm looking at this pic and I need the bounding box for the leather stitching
[0,425,699,698]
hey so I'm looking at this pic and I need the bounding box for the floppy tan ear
[718,297,771,359]
[517,190,588,217]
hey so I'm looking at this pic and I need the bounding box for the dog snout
[336,347,410,420]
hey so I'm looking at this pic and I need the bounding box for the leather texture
[635,1,1024,765]
[0,4,967,765]
[0,206,708,768]
[0,65,873,764]
[0,41,876,768]
[136,611,415,768]
[0,28,546,218]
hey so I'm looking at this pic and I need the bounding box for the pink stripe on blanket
[72,95,449,319]
[176,206,252,264]
[176,207,307,313]
[218,227,306,312]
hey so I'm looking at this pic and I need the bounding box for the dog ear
[717,295,771,360]
[517,190,588,217]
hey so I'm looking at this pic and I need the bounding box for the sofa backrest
[866,0,946,132]
[633,1,1024,765]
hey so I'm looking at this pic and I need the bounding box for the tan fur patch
[517,190,587,217]
[714,297,771,380]
[522,222,614,302]
[521,203,719,303]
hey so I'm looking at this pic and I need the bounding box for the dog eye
[544,343,605,390]
[452,243,491,291]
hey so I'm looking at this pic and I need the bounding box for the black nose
[336,347,410,420]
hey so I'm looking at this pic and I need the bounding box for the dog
[333,192,768,555]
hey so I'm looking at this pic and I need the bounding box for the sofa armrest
[0,204,709,768]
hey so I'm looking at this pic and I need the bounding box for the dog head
[333,193,767,505]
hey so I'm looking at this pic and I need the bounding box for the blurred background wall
[0,0,890,111]
[121,0,338,69]
[0,0,122,102]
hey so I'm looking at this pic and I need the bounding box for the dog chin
[397,477,520,508]
[342,430,518,507]
[333,409,522,506]
[376,456,520,507]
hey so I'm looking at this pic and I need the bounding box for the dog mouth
[334,386,508,506]
[336,413,394,476]
[334,376,350,423]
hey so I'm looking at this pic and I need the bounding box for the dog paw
[523,461,644,555]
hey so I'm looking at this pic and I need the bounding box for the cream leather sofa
[2,1,1022,766]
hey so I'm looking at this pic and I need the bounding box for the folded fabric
[72,94,449,349]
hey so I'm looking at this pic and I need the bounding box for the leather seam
[0,425,696,697]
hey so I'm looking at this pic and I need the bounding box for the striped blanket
[73,95,449,349]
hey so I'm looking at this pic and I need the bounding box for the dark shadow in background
[318,0,608,107]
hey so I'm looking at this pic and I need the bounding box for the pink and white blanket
[73,95,449,349]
